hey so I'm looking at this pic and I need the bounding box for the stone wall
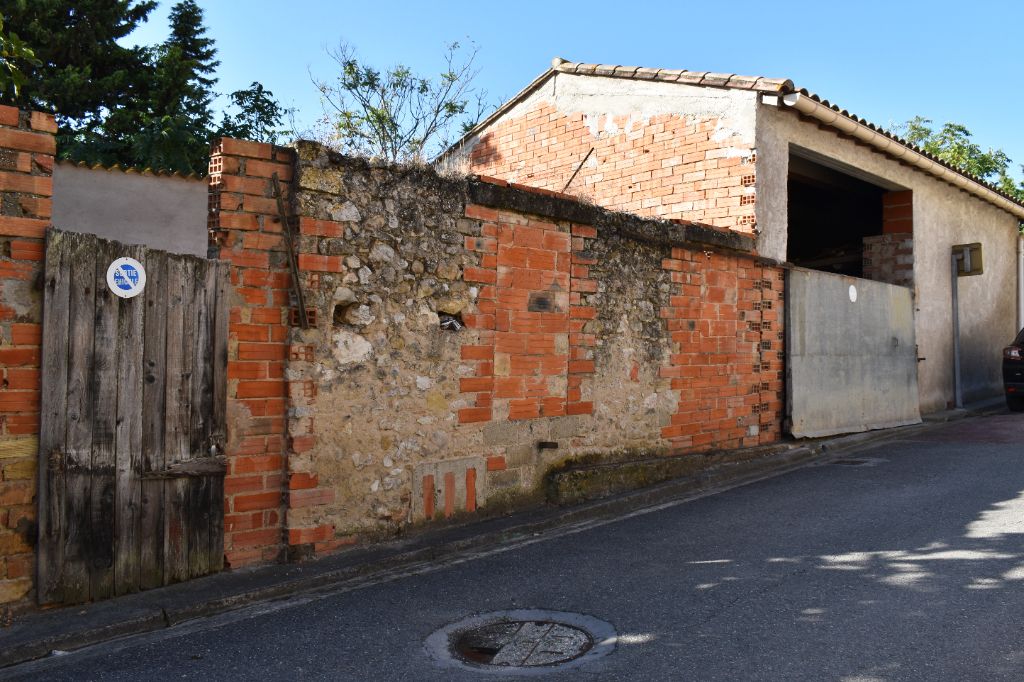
[287,142,783,541]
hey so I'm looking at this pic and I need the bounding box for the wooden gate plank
[113,242,146,595]
[39,229,231,603]
[163,255,194,584]
[62,232,98,603]
[139,250,168,590]
[37,230,71,604]
[88,240,120,600]
[187,260,214,579]
[209,263,230,571]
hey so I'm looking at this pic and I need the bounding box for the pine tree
[3,0,287,174]
[120,0,219,173]
[155,0,218,129]
[0,0,156,124]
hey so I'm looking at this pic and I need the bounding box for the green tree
[153,0,218,132]
[124,0,220,173]
[0,0,155,123]
[897,116,1024,201]
[55,0,220,173]
[3,1,290,173]
[0,12,39,97]
[217,81,289,144]
[311,41,489,162]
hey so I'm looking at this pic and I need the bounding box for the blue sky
[129,0,1023,179]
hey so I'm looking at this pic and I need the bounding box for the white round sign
[106,257,147,299]
[848,284,858,303]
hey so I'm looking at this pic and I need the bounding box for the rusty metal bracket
[562,147,594,193]
[271,172,309,329]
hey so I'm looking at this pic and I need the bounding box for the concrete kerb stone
[921,395,1006,423]
[0,412,992,669]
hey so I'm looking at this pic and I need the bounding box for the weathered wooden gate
[37,229,229,604]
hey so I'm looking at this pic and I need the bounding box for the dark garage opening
[787,153,887,277]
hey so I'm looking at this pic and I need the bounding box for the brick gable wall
[461,101,758,233]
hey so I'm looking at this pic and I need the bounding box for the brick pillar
[568,223,597,416]
[863,190,914,287]
[208,139,294,567]
[0,106,55,605]
[210,139,340,565]
[882,190,913,235]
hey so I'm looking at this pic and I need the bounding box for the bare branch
[307,39,492,162]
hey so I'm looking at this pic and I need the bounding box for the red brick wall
[209,141,343,563]
[464,101,757,232]
[0,118,786,606]
[458,205,588,423]
[455,181,781,455]
[660,252,784,448]
[208,139,294,567]
[882,190,913,234]
[0,106,55,605]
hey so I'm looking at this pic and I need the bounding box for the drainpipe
[951,250,963,409]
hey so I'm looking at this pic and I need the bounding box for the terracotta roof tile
[58,158,201,180]
[655,69,687,83]
[675,71,707,86]
[632,67,661,80]
[700,71,733,87]
[552,59,795,93]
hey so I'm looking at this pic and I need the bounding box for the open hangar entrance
[783,147,921,438]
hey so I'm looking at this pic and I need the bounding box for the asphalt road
[8,412,1024,681]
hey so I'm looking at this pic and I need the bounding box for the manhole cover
[426,610,616,675]
[454,620,592,666]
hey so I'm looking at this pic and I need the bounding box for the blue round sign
[106,257,147,298]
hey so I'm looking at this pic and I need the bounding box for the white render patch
[552,72,757,131]
[332,329,372,365]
